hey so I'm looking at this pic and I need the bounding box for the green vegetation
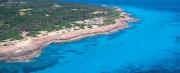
[0,0,120,41]
[104,10,121,25]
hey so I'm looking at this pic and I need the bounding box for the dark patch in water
[56,55,65,58]
[62,61,70,64]
[176,36,180,39]
[101,46,180,73]
[142,68,180,73]
[91,43,98,46]
[77,51,86,55]
[22,60,58,73]
[175,36,180,44]
[0,57,59,73]
[64,50,77,53]
[103,65,180,73]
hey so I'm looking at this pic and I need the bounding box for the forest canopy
[0,0,120,41]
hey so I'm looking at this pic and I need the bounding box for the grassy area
[0,0,120,41]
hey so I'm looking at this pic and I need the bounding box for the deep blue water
[1,0,180,73]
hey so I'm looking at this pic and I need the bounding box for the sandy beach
[0,9,136,62]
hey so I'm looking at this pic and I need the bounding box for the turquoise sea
[1,0,180,73]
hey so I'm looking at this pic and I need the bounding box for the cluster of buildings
[75,17,104,25]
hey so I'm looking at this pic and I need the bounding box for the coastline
[0,9,136,62]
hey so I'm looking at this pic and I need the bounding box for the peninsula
[0,0,136,62]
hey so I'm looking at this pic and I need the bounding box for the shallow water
[1,0,180,73]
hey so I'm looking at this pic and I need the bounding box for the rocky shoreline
[0,9,136,62]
